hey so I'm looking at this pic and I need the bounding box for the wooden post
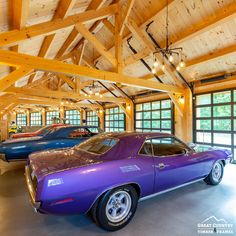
[80,109,84,126]
[125,102,134,131]
[98,110,105,130]
[42,108,46,126]
[174,88,193,142]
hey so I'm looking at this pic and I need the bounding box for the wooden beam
[126,18,183,86]
[56,0,107,58]
[57,74,75,89]
[122,2,236,66]
[6,87,129,104]
[102,19,115,34]
[114,5,123,73]
[0,4,118,46]
[75,23,117,67]
[11,0,29,30]
[0,50,183,94]
[119,0,135,35]
[124,47,150,66]
[0,67,33,92]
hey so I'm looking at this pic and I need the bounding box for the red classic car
[11,124,67,139]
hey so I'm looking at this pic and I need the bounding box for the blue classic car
[0,126,100,162]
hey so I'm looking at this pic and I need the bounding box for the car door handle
[158,163,166,169]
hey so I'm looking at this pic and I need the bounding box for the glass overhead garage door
[194,89,236,162]
[86,111,100,127]
[135,99,174,134]
[65,110,80,125]
[105,107,125,132]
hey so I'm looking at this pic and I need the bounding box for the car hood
[29,148,102,179]
[2,136,42,144]
[12,131,38,139]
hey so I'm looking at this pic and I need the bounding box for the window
[65,110,80,125]
[77,136,118,154]
[46,111,60,125]
[151,137,189,156]
[86,111,99,127]
[68,128,91,138]
[16,113,27,126]
[135,99,174,133]
[194,89,236,162]
[139,139,152,156]
[139,137,190,157]
[30,112,42,126]
[105,107,125,132]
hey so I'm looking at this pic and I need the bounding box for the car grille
[28,165,38,191]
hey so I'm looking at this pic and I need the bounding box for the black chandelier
[151,0,185,74]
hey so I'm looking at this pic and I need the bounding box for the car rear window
[76,137,118,154]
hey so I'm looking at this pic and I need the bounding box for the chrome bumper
[0,153,6,162]
[25,166,41,211]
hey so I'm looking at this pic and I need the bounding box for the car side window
[68,128,91,138]
[151,137,190,157]
[139,139,153,156]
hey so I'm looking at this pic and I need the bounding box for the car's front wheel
[204,161,224,185]
[92,185,138,231]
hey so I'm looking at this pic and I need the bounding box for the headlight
[0,153,6,161]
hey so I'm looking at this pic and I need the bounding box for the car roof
[98,132,174,140]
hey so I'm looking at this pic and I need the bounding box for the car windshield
[86,127,103,133]
[76,136,118,154]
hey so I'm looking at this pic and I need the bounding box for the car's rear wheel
[91,185,138,231]
[204,161,224,185]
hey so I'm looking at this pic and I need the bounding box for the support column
[125,102,134,131]
[98,109,105,130]
[42,108,46,126]
[26,110,30,126]
[174,88,193,142]
[80,109,84,126]
[60,107,64,121]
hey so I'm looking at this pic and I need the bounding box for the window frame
[193,88,236,163]
[135,99,174,134]
[65,109,81,125]
[138,136,191,157]
[30,112,42,126]
[86,110,100,127]
[16,113,27,126]
[105,106,126,132]
[46,111,60,125]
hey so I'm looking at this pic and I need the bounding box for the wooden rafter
[119,0,135,35]
[0,67,33,92]
[75,23,117,67]
[0,4,118,47]
[0,49,184,94]
[56,0,107,58]
[6,87,128,104]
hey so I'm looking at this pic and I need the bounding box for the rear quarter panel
[37,157,154,215]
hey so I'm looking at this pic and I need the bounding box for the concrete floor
[0,161,235,236]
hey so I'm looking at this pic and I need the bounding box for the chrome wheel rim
[105,190,132,223]
[212,162,222,182]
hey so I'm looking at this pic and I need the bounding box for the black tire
[204,161,224,185]
[92,185,138,231]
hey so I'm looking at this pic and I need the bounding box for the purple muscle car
[25,132,231,231]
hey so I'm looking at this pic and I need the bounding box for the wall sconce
[179,96,184,104]
[99,109,103,114]
[126,104,131,110]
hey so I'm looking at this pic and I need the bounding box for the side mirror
[187,142,196,149]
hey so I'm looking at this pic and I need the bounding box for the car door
[151,137,205,193]
[135,139,156,196]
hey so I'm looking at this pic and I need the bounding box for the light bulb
[161,64,165,70]
[100,94,103,98]
[176,65,180,71]
[151,67,156,74]
[95,92,99,96]
[180,60,185,67]
[89,90,93,94]
[153,61,158,67]
[169,55,174,62]
[85,94,88,97]
[61,102,64,105]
